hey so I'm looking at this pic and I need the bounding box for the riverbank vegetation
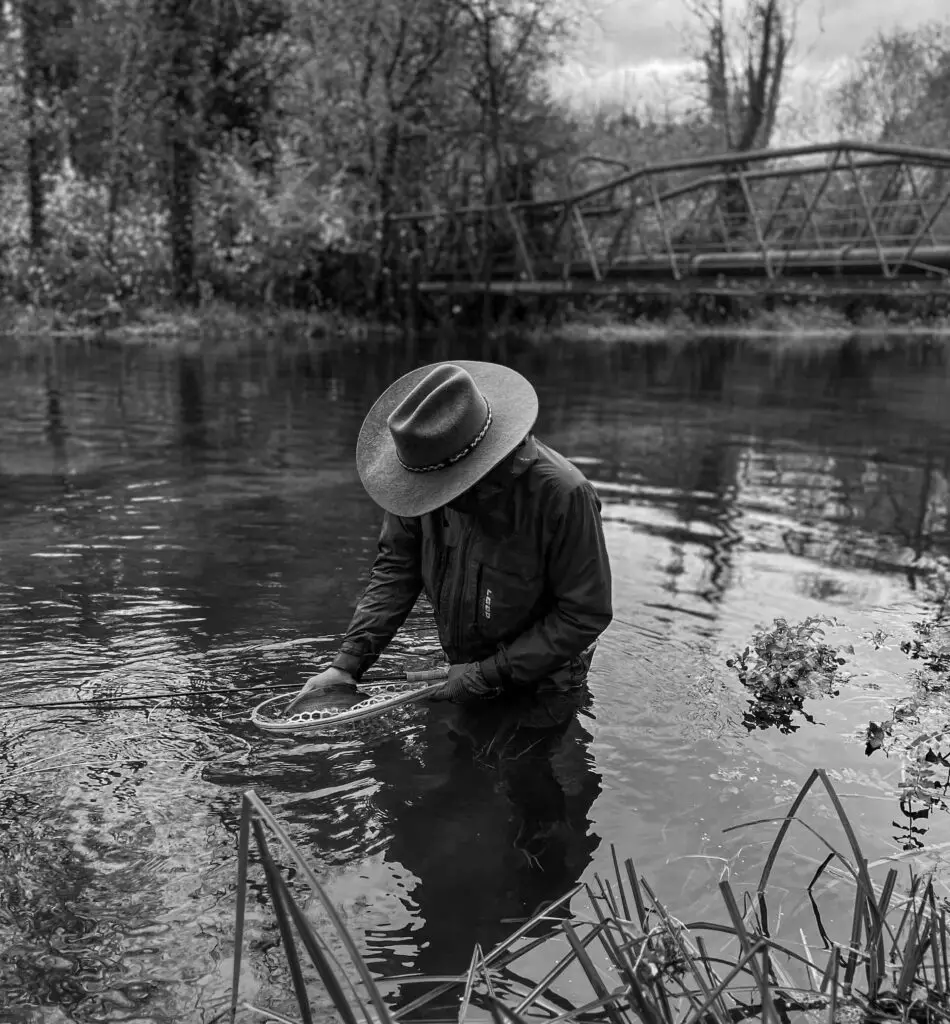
[232,769,950,1024]
[3,2,950,334]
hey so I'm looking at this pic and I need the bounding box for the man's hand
[286,666,357,713]
[432,662,496,703]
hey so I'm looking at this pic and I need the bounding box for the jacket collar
[510,434,539,479]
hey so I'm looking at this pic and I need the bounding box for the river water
[0,331,948,1022]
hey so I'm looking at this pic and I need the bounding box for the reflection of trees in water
[764,451,949,580]
[3,332,948,645]
[178,353,207,453]
[533,337,950,602]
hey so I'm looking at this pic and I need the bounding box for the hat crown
[387,364,491,472]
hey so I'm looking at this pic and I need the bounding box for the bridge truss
[392,142,950,297]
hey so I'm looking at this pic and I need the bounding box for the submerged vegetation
[230,770,950,1024]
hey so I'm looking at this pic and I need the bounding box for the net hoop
[251,680,444,735]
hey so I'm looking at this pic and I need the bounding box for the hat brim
[356,360,539,517]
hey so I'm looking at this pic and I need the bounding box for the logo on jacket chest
[483,588,492,620]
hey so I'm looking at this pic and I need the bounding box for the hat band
[396,401,493,474]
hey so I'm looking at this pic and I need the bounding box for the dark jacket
[331,436,613,690]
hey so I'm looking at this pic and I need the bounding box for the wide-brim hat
[356,360,538,517]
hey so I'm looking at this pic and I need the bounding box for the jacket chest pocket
[476,553,543,644]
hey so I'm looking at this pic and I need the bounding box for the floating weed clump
[227,770,950,1024]
[728,616,853,733]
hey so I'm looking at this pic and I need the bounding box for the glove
[432,662,496,703]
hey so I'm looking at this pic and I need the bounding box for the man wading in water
[290,360,613,709]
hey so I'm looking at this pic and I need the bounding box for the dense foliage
[2,0,949,319]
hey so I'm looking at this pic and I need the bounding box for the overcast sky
[554,0,947,118]
[586,0,947,70]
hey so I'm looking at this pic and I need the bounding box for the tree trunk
[22,0,44,253]
[157,0,200,304]
[167,136,198,303]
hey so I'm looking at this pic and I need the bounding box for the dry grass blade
[483,885,585,969]
[242,791,394,1024]
[757,892,770,940]
[928,887,944,998]
[596,873,621,918]
[511,937,580,1014]
[695,936,732,1024]
[726,812,861,893]
[866,868,898,1000]
[542,988,639,1024]
[485,995,531,1024]
[826,946,839,1024]
[458,945,483,1024]
[815,771,882,930]
[843,872,865,990]
[478,951,496,1001]
[752,768,821,892]
[230,798,253,1024]
[800,929,821,991]
[685,920,822,981]
[395,887,584,1022]
[612,846,632,923]
[252,820,318,1024]
[718,881,780,1024]
[585,885,670,1024]
[636,877,717,1016]
[681,941,770,1024]
[808,853,835,892]
[561,921,634,1024]
[625,859,649,930]
[890,875,923,964]
[897,913,932,1000]
[940,902,950,996]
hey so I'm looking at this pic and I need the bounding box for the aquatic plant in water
[865,616,950,849]
[728,616,852,733]
[227,769,950,1024]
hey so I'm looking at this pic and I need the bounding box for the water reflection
[371,690,601,988]
[0,331,949,1020]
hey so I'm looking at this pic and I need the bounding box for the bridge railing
[391,142,950,290]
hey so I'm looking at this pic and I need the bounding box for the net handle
[402,666,450,683]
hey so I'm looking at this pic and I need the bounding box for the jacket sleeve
[331,512,424,680]
[479,481,612,687]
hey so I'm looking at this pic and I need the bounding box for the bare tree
[686,0,791,153]
[834,24,950,146]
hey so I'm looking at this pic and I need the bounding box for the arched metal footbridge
[393,142,950,298]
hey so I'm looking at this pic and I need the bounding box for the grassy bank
[1,300,399,352]
[5,298,950,352]
[533,303,950,344]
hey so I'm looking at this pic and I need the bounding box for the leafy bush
[728,615,853,700]
[196,154,374,311]
[0,168,171,309]
[0,156,376,315]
